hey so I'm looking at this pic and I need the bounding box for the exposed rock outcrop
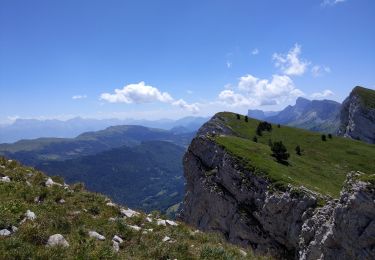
[299,172,375,259]
[181,113,375,259]
[338,86,375,144]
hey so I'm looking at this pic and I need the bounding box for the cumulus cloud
[311,65,331,77]
[100,82,173,104]
[218,74,304,107]
[100,81,199,113]
[311,89,334,99]
[72,95,87,100]
[218,90,257,107]
[172,99,200,113]
[251,48,259,55]
[321,0,345,6]
[273,44,310,76]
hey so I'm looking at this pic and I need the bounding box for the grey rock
[0,229,11,236]
[338,86,375,144]
[88,231,105,240]
[47,234,69,247]
[300,172,375,260]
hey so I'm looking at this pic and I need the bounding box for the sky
[1,0,375,124]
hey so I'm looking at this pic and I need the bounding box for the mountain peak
[295,96,311,106]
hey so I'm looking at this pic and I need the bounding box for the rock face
[299,172,375,259]
[338,86,375,144]
[181,113,375,259]
[250,97,341,133]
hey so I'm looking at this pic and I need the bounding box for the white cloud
[311,65,331,77]
[273,44,310,76]
[218,90,257,107]
[100,81,199,113]
[311,89,334,99]
[186,90,193,94]
[321,0,345,7]
[226,61,232,68]
[251,48,259,55]
[100,82,173,104]
[72,95,87,100]
[172,99,199,113]
[218,74,304,107]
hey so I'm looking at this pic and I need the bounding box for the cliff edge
[181,112,375,259]
[338,86,375,144]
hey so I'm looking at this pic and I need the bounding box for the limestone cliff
[338,86,375,144]
[181,113,375,259]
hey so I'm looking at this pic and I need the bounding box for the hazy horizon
[1,0,374,124]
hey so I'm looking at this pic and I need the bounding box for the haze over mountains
[0,116,209,143]
[0,125,195,216]
[248,97,341,133]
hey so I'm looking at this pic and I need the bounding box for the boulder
[0,229,11,236]
[88,231,105,241]
[47,234,69,247]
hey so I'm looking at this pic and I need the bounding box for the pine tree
[245,116,248,122]
[253,136,258,143]
[295,145,302,156]
[328,133,332,139]
[321,134,327,141]
[271,141,290,163]
[236,114,240,120]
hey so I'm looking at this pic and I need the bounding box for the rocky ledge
[338,86,375,144]
[180,113,375,259]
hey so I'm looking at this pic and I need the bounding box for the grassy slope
[213,112,375,198]
[353,86,375,109]
[0,157,265,260]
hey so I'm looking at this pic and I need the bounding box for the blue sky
[1,0,374,123]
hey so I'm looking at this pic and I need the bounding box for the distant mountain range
[248,97,341,133]
[0,125,198,216]
[37,140,185,215]
[0,116,209,143]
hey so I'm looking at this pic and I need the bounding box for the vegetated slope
[338,86,375,144]
[0,158,263,259]
[352,85,375,109]
[214,112,375,198]
[181,112,375,259]
[0,125,194,166]
[249,97,341,133]
[37,141,185,215]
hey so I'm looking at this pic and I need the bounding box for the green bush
[271,141,290,163]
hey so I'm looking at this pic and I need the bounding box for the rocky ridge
[181,113,375,259]
[338,86,375,144]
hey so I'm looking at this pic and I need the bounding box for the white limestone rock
[47,234,69,247]
[88,231,105,241]
[106,202,117,207]
[25,210,36,220]
[156,219,166,226]
[0,229,11,236]
[45,178,62,187]
[112,235,123,244]
[127,225,141,231]
[120,208,139,218]
[0,176,10,182]
[166,220,178,226]
[112,241,120,252]
[162,236,171,242]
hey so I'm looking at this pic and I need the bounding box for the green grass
[213,112,375,198]
[352,86,375,109]
[0,157,267,259]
